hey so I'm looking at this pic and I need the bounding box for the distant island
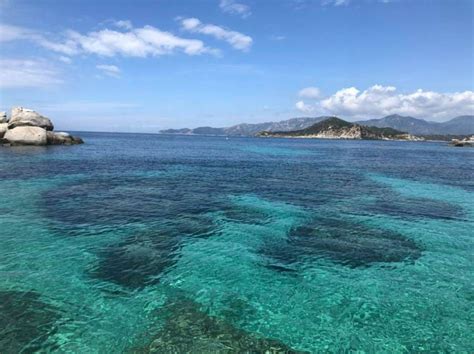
[160,114,474,138]
[257,117,423,141]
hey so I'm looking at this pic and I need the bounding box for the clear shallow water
[0,133,473,352]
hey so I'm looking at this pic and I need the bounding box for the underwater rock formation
[368,196,465,221]
[132,296,306,353]
[89,232,180,289]
[261,217,422,269]
[0,290,61,353]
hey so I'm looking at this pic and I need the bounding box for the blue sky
[0,0,473,132]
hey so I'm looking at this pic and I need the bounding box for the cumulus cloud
[96,64,121,78]
[321,85,474,119]
[1,22,217,58]
[295,100,316,113]
[180,17,253,51]
[295,84,474,120]
[299,86,321,99]
[219,0,251,18]
[0,59,62,88]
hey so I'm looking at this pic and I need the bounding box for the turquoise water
[0,133,472,352]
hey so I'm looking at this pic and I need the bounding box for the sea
[0,132,472,352]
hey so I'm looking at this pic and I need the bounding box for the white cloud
[299,86,321,99]
[38,36,80,56]
[219,0,251,18]
[295,100,316,113]
[0,23,34,42]
[320,0,393,6]
[59,56,72,64]
[114,20,133,30]
[322,0,350,6]
[316,85,474,119]
[1,22,216,58]
[96,64,121,78]
[180,17,253,51]
[64,26,214,57]
[0,59,62,88]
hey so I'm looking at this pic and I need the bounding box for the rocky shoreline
[449,136,474,147]
[0,107,83,146]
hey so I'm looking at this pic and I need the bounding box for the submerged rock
[368,196,465,221]
[132,296,305,353]
[0,290,61,353]
[261,217,422,269]
[90,231,180,289]
[8,107,54,131]
[4,126,48,146]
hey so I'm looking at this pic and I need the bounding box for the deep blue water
[0,132,473,352]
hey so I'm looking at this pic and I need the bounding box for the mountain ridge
[160,114,474,136]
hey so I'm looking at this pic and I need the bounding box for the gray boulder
[46,131,83,145]
[0,112,7,123]
[4,126,48,146]
[8,107,54,131]
[0,123,8,138]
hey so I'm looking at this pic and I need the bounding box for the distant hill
[160,114,474,136]
[258,117,421,140]
[160,116,330,136]
[437,116,474,135]
[357,114,474,135]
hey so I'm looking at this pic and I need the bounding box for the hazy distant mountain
[160,117,330,136]
[161,114,474,136]
[357,114,474,135]
[437,116,474,135]
[160,128,193,134]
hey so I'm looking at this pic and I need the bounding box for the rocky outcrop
[0,111,7,123]
[4,126,48,146]
[258,117,425,141]
[449,135,474,147]
[8,107,54,131]
[46,131,84,145]
[0,123,8,138]
[1,107,83,147]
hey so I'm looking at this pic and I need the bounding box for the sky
[0,0,473,132]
